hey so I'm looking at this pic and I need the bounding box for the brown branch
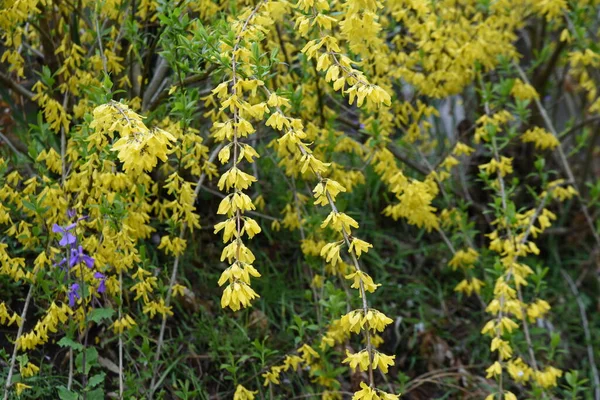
[145,65,217,112]
[0,71,35,101]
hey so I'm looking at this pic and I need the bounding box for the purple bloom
[68,283,80,307]
[67,209,77,219]
[52,223,77,247]
[69,245,95,269]
[94,272,106,294]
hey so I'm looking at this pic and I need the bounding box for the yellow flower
[349,238,373,258]
[362,309,393,332]
[142,298,173,318]
[352,381,377,400]
[282,355,303,371]
[20,362,40,378]
[107,107,176,173]
[453,142,475,156]
[172,284,186,297]
[322,391,343,400]
[343,349,371,371]
[504,391,517,400]
[527,299,551,322]
[534,366,563,388]
[499,317,518,334]
[298,344,319,363]
[320,241,343,266]
[507,358,532,383]
[15,383,31,396]
[218,262,261,286]
[311,274,324,289]
[321,211,359,233]
[111,314,137,334]
[486,361,502,378]
[372,351,395,373]
[479,156,513,177]
[262,365,283,386]
[217,167,257,192]
[521,127,559,150]
[234,384,257,400]
[340,310,363,334]
[448,248,478,270]
[511,79,539,100]
[313,179,346,206]
[343,349,394,373]
[481,320,496,336]
[491,338,512,360]
[345,271,381,295]
[221,281,259,311]
[351,382,399,400]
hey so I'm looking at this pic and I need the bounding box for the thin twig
[148,143,223,398]
[514,63,600,248]
[262,82,377,387]
[561,270,600,400]
[118,270,124,399]
[146,65,217,112]
[94,7,108,76]
[2,285,34,400]
[0,71,35,101]
[142,58,169,110]
[0,131,35,176]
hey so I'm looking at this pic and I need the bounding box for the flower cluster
[213,3,270,311]
[91,101,176,174]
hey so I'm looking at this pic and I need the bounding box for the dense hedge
[1,0,599,399]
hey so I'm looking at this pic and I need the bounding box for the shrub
[0,0,599,399]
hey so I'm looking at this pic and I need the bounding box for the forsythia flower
[486,361,502,378]
[343,349,395,373]
[234,385,257,400]
[313,179,346,206]
[111,126,176,173]
[448,248,478,270]
[111,314,137,334]
[534,366,563,388]
[321,211,359,233]
[349,238,373,258]
[20,362,40,378]
[91,102,177,173]
[479,156,513,177]
[521,127,559,150]
[352,382,400,400]
[221,281,259,311]
[491,337,513,360]
[511,79,539,100]
[345,271,381,295]
[15,383,31,396]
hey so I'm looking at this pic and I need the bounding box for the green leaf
[88,307,115,324]
[57,337,84,352]
[88,372,105,388]
[57,386,79,400]
[76,347,98,375]
[86,388,105,400]
[21,200,37,212]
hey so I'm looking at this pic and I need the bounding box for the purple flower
[68,283,80,307]
[69,245,95,269]
[94,272,106,294]
[52,223,77,247]
[67,209,77,219]
[54,257,67,270]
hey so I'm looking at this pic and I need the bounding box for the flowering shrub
[1,0,599,399]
